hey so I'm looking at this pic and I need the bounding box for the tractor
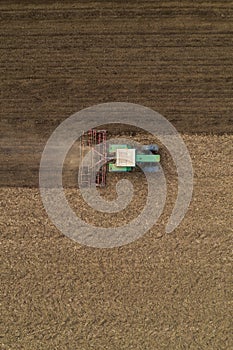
[79,129,160,187]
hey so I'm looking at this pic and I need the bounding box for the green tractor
[79,129,160,188]
[108,143,160,173]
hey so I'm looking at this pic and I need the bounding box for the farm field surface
[1,134,233,349]
[1,1,233,349]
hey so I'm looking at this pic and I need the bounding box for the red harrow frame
[79,129,107,187]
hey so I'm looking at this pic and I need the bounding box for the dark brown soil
[1,2,233,349]
[1,1,233,187]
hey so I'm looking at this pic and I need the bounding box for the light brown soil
[1,134,233,349]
